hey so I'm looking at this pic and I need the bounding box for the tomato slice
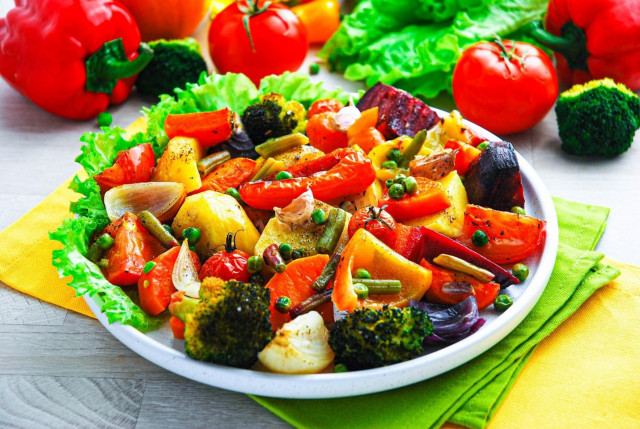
[138,246,201,316]
[306,111,348,153]
[94,143,155,192]
[379,177,450,221]
[420,260,499,310]
[458,204,546,264]
[192,157,256,194]
[101,213,164,286]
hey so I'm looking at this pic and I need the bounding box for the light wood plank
[0,375,145,428]
[0,282,67,326]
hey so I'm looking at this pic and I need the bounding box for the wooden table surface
[1,1,639,427]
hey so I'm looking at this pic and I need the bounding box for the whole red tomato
[452,39,558,135]
[348,206,397,248]
[199,232,251,282]
[208,0,308,85]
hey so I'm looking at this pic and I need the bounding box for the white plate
[85,109,559,399]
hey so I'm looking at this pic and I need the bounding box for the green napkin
[251,198,621,429]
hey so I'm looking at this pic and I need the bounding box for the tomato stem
[492,35,528,77]
[238,0,272,53]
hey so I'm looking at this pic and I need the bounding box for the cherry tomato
[100,213,164,286]
[458,204,546,265]
[308,98,344,118]
[452,39,558,135]
[94,143,155,192]
[138,246,201,316]
[348,205,397,248]
[208,1,308,85]
[199,232,251,282]
[306,111,348,153]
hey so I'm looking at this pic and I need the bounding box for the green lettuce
[50,72,354,332]
[319,0,549,99]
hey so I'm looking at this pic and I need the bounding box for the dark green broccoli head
[556,78,640,157]
[329,306,433,370]
[184,278,272,368]
[136,38,207,97]
[241,93,307,144]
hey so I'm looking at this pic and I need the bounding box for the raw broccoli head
[136,38,207,97]
[329,306,433,370]
[241,93,307,144]
[184,278,272,368]
[556,78,640,157]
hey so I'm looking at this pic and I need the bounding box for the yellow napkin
[1,179,639,428]
[0,177,95,318]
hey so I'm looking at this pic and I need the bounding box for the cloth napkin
[0,180,634,428]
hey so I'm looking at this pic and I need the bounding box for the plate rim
[84,108,559,399]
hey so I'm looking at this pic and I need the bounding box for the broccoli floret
[184,278,272,368]
[241,93,307,144]
[329,306,433,370]
[556,78,640,157]
[136,38,207,97]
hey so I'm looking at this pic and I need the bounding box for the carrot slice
[192,157,256,194]
[164,109,234,148]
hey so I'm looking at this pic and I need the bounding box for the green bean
[197,150,231,176]
[86,233,114,263]
[289,289,333,319]
[255,133,309,158]
[315,208,347,254]
[137,210,179,248]
[400,129,427,168]
[311,253,341,291]
[352,278,402,294]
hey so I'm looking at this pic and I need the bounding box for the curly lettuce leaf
[52,72,352,332]
[321,0,549,99]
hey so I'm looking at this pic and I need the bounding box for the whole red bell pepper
[0,0,153,120]
[239,148,376,210]
[527,0,640,90]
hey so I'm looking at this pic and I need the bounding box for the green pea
[494,294,513,311]
[162,224,174,236]
[388,183,405,200]
[477,142,489,150]
[354,268,372,279]
[353,283,369,299]
[385,179,394,189]
[334,363,348,373]
[183,227,201,244]
[311,208,328,225]
[386,148,403,164]
[247,256,263,274]
[471,230,489,247]
[275,296,292,313]
[225,187,243,203]
[291,249,305,260]
[511,206,526,215]
[381,160,397,170]
[309,63,320,75]
[276,171,294,180]
[512,263,530,282]
[279,243,293,260]
[143,261,156,274]
[98,258,109,269]
[189,244,198,252]
[97,111,112,127]
[394,173,407,183]
[250,272,264,285]
[403,176,418,194]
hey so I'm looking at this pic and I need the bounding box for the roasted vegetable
[329,306,433,370]
[555,79,640,157]
[463,141,525,211]
[164,109,234,148]
[136,38,207,97]
[151,137,203,193]
[184,278,272,367]
[241,93,307,144]
[356,83,439,139]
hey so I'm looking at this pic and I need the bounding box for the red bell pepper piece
[164,109,235,147]
[100,213,164,286]
[444,139,482,176]
[169,316,186,340]
[138,246,201,316]
[192,157,256,194]
[379,177,450,221]
[392,224,424,263]
[0,0,153,120]
[528,2,640,90]
[94,143,155,192]
[420,260,500,310]
[420,227,520,287]
[239,148,376,210]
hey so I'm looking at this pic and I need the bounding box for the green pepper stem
[526,20,588,71]
[100,43,154,80]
